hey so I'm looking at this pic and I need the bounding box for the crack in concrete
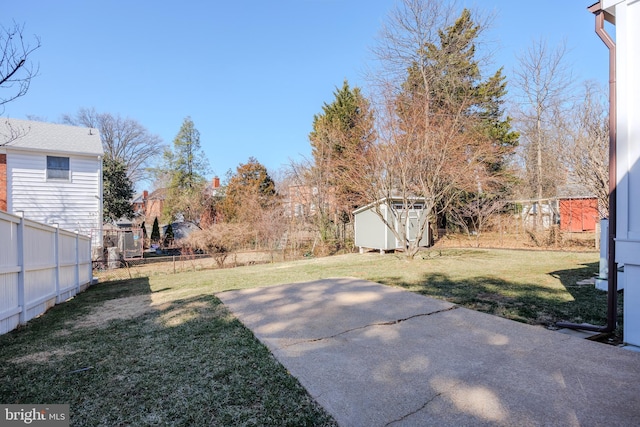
[384,392,443,426]
[384,377,467,426]
[283,305,458,348]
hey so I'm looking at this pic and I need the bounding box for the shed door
[407,212,420,242]
[395,211,420,248]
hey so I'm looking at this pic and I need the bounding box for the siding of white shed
[355,206,385,249]
[354,203,429,251]
[7,152,101,236]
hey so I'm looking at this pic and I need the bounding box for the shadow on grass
[549,262,623,336]
[0,278,336,427]
[377,261,611,327]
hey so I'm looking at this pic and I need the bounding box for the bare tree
[448,193,506,247]
[0,22,40,114]
[354,0,513,258]
[62,108,164,184]
[562,82,609,217]
[349,87,494,257]
[187,223,246,268]
[287,157,338,244]
[254,199,288,261]
[368,0,460,100]
[512,39,573,209]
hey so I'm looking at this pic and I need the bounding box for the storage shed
[353,197,430,253]
[559,197,599,232]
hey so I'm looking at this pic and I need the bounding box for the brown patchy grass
[0,277,337,426]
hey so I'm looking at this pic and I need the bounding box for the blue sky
[4,1,609,188]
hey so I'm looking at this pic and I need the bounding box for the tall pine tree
[309,80,375,221]
[162,117,211,222]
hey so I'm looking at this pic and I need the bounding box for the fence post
[75,230,80,293]
[54,224,61,303]
[16,212,26,325]
[89,237,93,286]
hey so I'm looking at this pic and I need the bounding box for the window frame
[46,156,70,181]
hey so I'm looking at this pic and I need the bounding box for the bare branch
[63,108,165,184]
[0,21,41,112]
[512,38,574,204]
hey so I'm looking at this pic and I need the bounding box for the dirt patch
[70,294,154,330]
[10,348,79,365]
[66,290,208,330]
[158,301,210,327]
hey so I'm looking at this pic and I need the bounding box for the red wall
[559,198,599,232]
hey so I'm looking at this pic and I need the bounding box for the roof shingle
[0,118,103,156]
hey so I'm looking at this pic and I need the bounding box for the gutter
[557,3,617,333]
[2,145,104,159]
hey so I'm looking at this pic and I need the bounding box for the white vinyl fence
[0,211,93,335]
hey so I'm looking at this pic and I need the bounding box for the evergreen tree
[399,8,518,196]
[166,116,210,190]
[309,80,375,221]
[163,223,174,247]
[162,117,211,222]
[151,217,160,244]
[140,220,147,248]
[221,157,277,222]
[102,155,134,222]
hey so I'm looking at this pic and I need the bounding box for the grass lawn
[0,248,613,426]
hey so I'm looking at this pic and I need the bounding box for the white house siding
[7,151,101,237]
[600,0,640,346]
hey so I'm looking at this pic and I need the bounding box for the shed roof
[556,183,596,200]
[353,196,427,215]
[0,118,103,156]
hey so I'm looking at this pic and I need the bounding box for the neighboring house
[0,118,103,243]
[144,188,167,221]
[589,1,640,346]
[284,183,339,221]
[139,177,221,224]
[353,197,430,253]
[131,190,148,218]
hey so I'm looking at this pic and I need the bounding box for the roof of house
[0,118,103,156]
[147,188,167,200]
[162,221,200,241]
[131,192,147,204]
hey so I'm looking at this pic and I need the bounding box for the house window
[47,156,70,180]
